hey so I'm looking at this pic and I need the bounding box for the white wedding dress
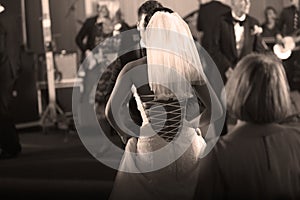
[109,95,206,200]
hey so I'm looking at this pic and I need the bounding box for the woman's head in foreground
[226,53,292,124]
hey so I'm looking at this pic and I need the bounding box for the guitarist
[277,0,300,91]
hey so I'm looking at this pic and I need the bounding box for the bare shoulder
[120,56,147,76]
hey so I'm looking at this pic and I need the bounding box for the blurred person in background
[262,6,279,49]
[197,0,230,53]
[76,3,114,63]
[276,0,300,112]
[0,3,21,159]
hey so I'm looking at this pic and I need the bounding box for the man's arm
[210,19,232,79]
[75,19,90,53]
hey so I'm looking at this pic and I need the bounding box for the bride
[106,7,223,200]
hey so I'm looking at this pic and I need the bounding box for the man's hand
[85,49,92,57]
[276,34,284,47]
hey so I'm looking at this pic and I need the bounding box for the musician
[277,0,300,38]
[75,3,114,63]
[262,6,280,49]
[277,0,300,92]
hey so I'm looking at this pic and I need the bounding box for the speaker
[54,53,78,80]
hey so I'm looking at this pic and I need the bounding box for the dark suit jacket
[194,116,300,200]
[75,16,97,55]
[0,22,19,82]
[212,12,267,83]
[0,22,19,116]
[197,1,231,52]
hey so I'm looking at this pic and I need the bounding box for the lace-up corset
[139,94,184,142]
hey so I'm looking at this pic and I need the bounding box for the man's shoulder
[246,15,260,25]
[279,6,295,18]
[218,11,232,22]
[85,15,97,24]
[283,5,295,12]
[202,1,230,10]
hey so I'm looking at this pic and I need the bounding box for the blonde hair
[226,53,292,123]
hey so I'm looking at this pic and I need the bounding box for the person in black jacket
[197,0,230,54]
[0,5,21,159]
[75,3,113,63]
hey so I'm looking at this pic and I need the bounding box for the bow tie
[233,18,245,26]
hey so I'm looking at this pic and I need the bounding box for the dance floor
[0,128,119,200]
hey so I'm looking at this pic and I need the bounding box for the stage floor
[0,129,119,199]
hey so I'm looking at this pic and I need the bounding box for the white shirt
[232,11,246,56]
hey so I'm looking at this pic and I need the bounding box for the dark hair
[97,4,110,18]
[226,53,292,124]
[143,7,174,29]
[138,1,163,18]
[264,6,277,20]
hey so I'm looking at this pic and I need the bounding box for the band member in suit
[277,0,300,92]
[0,4,21,159]
[212,0,267,84]
[197,0,231,53]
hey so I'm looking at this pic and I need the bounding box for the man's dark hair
[138,0,163,18]
[144,7,174,28]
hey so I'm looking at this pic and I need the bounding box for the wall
[119,0,200,26]
[25,0,86,54]
[23,0,295,54]
[119,0,290,26]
